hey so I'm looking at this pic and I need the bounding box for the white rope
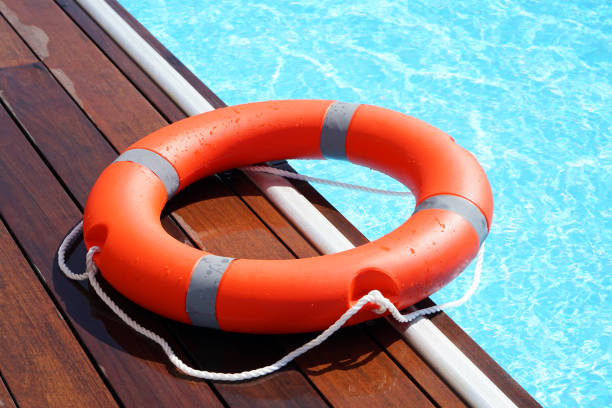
[57,220,90,281]
[241,165,412,196]
[58,221,484,381]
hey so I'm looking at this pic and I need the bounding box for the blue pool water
[119,1,611,405]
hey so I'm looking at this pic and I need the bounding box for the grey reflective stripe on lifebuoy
[414,194,489,246]
[114,148,179,199]
[320,101,360,160]
[185,255,234,328]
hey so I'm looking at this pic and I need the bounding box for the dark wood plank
[0,0,164,147]
[0,36,116,204]
[220,170,321,259]
[0,13,32,68]
[0,104,223,407]
[165,178,298,260]
[0,219,117,408]
[54,0,187,123]
[172,325,329,408]
[0,374,17,408]
[0,6,326,406]
[366,320,467,407]
[286,327,435,408]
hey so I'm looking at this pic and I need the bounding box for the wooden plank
[0,219,117,408]
[285,327,435,408]
[0,8,326,406]
[0,12,32,68]
[366,320,467,407]
[171,325,329,408]
[220,170,321,259]
[0,374,17,408]
[0,0,163,147]
[54,0,187,123]
[0,105,223,407]
[165,178,298,260]
[0,38,116,204]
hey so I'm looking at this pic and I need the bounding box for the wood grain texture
[0,0,164,146]
[0,13,32,68]
[220,170,320,259]
[0,5,326,406]
[285,327,435,408]
[0,62,117,205]
[164,178,297,260]
[0,102,224,407]
[365,320,467,407]
[0,373,18,408]
[171,324,329,408]
[54,0,187,123]
[0,219,117,408]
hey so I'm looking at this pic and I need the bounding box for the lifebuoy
[83,100,493,334]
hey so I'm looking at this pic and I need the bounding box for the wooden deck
[0,1,541,406]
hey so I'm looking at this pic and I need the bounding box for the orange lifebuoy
[83,100,493,334]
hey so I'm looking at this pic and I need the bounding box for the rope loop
[57,220,484,381]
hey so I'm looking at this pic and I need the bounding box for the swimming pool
[119,1,611,406]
